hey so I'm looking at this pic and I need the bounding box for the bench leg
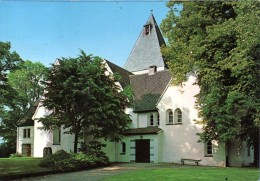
[195,162,198,166]
[181,161,184,165]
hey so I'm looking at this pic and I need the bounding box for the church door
[135,139,150,163]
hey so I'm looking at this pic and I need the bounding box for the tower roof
[124,13,166,73]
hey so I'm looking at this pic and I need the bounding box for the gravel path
[19,163,177,181]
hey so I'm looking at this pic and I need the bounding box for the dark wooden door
[136,139,150,163]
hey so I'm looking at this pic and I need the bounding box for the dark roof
[123,127,162,135]
[124,13,166,72]
[17,99,40,127]
[105,59,133,89]
[130,70,172,112]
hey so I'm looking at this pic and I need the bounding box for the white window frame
[166,109,173,124]
[174,108,182,123]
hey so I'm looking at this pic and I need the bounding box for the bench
[181,158,201,166]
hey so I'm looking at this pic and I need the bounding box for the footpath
[11,163,177,181]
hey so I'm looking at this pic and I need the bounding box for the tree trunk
[74,131,79,153]
[253,129,260,167]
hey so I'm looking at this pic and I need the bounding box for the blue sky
[0,0,171,67]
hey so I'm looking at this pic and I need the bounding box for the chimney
[149,65,157,75]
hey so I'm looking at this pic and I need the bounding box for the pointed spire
[124,13,166,73]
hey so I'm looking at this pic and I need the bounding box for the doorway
[22,144,31,157]
[135,139,150,163]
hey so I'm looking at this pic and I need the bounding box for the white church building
[16,13,254,167]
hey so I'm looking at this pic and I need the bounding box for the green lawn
[104,167,260,181]
[0,157,52,176]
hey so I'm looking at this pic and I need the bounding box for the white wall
[17,126,34,156]
[32,101,75,157]
[156,75,226,166]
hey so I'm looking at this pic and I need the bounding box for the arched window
[168,110,173,124]
[174,108,182,123]
[150,114,154,126]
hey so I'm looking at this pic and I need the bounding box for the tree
[161,2,260,166]
[0,42,23,156]
[39,51,131,153]
[8,60,48,111]
[0,58,47,156]
[0,42,23,107]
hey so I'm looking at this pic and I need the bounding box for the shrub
[39,149,109,172]
[9,152,22,158]
[39,149,72,168]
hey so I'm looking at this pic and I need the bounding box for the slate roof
[105,59,133,89]
[123,127,162,135]
[130,70,172,112]
[124,13,166,72]
[17,99,40,127]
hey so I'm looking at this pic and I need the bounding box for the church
[16,13,254,167]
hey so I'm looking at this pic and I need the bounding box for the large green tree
[39,51,131,153]
[0,42,22,107]
[0,42,23,156]
[0,57,47,157]
[161,2,260,165]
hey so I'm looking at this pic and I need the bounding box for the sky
[0,0,171,68]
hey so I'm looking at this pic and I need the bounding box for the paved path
[20,163,177,181]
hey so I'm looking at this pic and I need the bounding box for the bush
[39,149,72,168]
[39,149,109,172]
[9,152,22,158]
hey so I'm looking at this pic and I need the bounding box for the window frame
[204,141,213,157]
[144,24,151,36]
[150,114,154,126]
[121,142,126,154]
[23,128,30,138]
[53,127,61,145]
[166,109,173,125]
[174,108,182,124]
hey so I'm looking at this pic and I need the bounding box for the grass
[0,157,52,176]
[104,166,260,181]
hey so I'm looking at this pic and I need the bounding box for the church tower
[124,12,167,74]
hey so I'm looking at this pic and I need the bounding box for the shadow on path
[18,163,181,181]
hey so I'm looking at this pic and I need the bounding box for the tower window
[144,24,151,36]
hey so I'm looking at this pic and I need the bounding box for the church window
[157,113,160,125]
[150,114,154,126]
[174,108,182,123]
[53,127,61,145]
[166,109,173,124]
[23,128,30,138]
[144,24,151,36]
[205,141,213,156]
[121,142,126,154]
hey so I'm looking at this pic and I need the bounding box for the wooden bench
[181,158,201,166]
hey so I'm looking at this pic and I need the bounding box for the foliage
[39,51,131,153]
[0,142,16,158]
[39,149,109,172]
[161,1,260,165]
[8,60,48,110]
[78,140,109,166]
[0,42,23,107]
[9,152,22,158]
[0,58,47,157]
